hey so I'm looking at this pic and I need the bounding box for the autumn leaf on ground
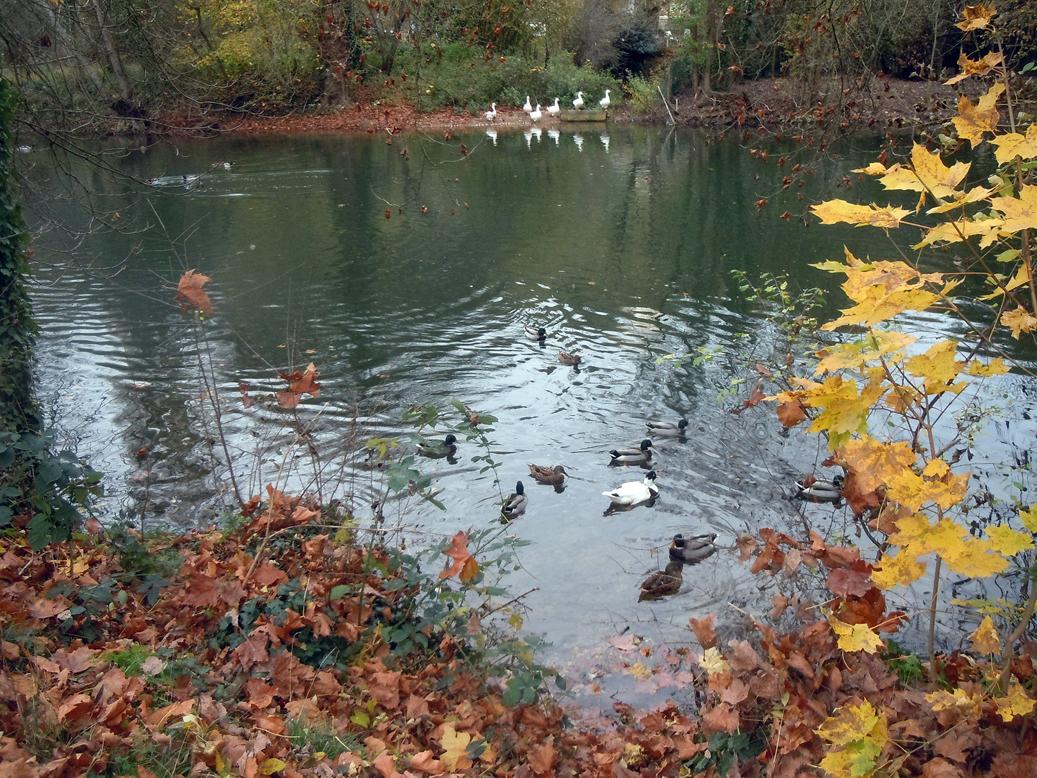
[817,700,889,778]
[176,269,214,316]
[1000,306,1037,339]
[926,688,983,719]
[439,531,479,583]
[994,681,1036,723]
[811,199,910,229]
[970,616,1001,655]
[439,724,473,771]
[953,83,1004,146]
[955,3,996,32]
[827,614,883,654]
[698,647,729,676]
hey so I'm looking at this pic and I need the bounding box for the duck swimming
[527,464,567,485]
[609,439,654,465]
[639,561,683,601]
[646,419,688,436]
[669,533,717,565]
[558,351,582,366]
[502,481,527,519]
[525,325,547,341]
[602,470,658,506]
[794,474,844,504]
[417,434,457,459]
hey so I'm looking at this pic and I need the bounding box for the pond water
[22,126,1037,706]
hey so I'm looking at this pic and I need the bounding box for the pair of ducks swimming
[639,533,719,600]
[525,324,582,367]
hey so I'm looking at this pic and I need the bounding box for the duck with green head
[669,533,717,565]
[609,439,654,466]
[417,434,457,459]
[502,481,527,519]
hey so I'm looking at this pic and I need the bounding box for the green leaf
[329,585,351,600]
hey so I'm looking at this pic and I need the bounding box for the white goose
[599,89,611,110]
[546,98,560,116]
[522,96,533,113]
[529,103,542,122]
[573,91,584,110]
[603,471,659,506]
[484,102,497,121]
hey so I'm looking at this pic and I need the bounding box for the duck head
[678,419,689,430]
[645,470,658,481]
[640,439,653,451]
[554,465,568,475]
[515,480,524,495]
[444,434,457,446]
[537,326,546,339]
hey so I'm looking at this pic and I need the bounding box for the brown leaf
[702,703,739,733]
[922,757,966,778]
[827,562,875,598]
[409,751,443,774]
[776,399,807,427]
[529,738,556,775]
[147,699,194,729]
[689,615,717,648]
[372,751,401,778]
[29,596,71,619]
[176,269,213,316]
[57,693,93,723]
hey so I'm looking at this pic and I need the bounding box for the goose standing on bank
[547,98,560,116]
[484,102,497,121]
[529,103,542,123]
[573,91,584,110]
[522,95,533,113]
[502,481,527,519]
[646,418,689,436]
[609,439,654,466]
[599,89,611,110]
[603,470,659,506]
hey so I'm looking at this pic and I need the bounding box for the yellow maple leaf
[992,125,1037,164]
[986,525,1034,556]
[1001,306,1037,339]
[838,438,915,495]
[880,144,971,199]
[872,548,926,589]
[1020,505,1037,534]
[439,724,472,771]
[852,161,888,176]
[828,615,884,654]
[927,185,995,214]
[955,3,997,32]
[816,700,888,748]
[814,332,916,374]
[953,83,1005,145]
[804,375,885,448]
[259,758,287,776]
[922,459,950,479]
[698,647,729,677]
[926,688,983,717]
[628,661,652,680]
[914,216,1004,249]
[886,469,969,512]
[994,681,1036,722]
[944,51,1004,84]
[966,358,1009,377]
[811,199,911,229]
[991,184,1037,234]
[905,340,964,389]
[970,615,1002,654]
[942,536,1010,578]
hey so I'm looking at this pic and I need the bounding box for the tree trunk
[89,0,134,105]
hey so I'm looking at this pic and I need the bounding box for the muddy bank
[162,76,1005,139]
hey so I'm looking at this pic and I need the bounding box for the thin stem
[928,557,942,678]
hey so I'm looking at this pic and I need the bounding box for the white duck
[529,103,542,122]
[573,91,584,110]
[599,89,611,110]
[484,102,497,121]
[522,96,533,112]
[546,98,560,116]
[603,471,659,506]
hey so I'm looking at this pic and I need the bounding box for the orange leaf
[176,269,214,316]
[440,531,475,580]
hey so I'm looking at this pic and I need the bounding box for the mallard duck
[794,474,844,504]
[525,325,546,341]
[502,481,527,519]
[417,434,457,459]
[669,533,717,565]
[609,439,654,465]
[527,464,567,485]
[599,89,611,110]
[646,418,688,436]
[639,561,683,601]
[573,91,584,110]
[558,351,582,366]
[603,470,658,505]
[522,96,533,112]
